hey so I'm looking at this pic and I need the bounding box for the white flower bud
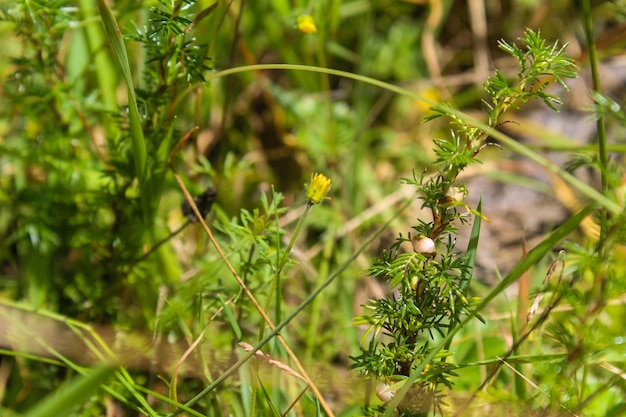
[439,185,467,208]
[375,382,395,403]
[447,186,466,202]
[412,237,435,255]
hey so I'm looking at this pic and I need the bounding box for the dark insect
[182,187,217,223]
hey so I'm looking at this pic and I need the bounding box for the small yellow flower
[297,15,317,34]
[306,172,331,204]
[413,86,440,114]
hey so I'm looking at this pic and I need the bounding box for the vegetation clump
[0,1,624,416]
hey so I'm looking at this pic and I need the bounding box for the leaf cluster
[126,0,211,139]
[485,29,578,121]
[427,29,578,169]
[158,187,289,336]
[352,222,471,399]
[130,1,211,88]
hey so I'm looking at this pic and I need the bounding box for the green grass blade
[77,0,118,114]
[219,294,243,340]
[257,380,281,417]
[461,197,482,291]
[582,0,609,244]
[479,204,593,308]
[443,198,483,351]
[23,366,115,417]
[486,130,619,215]
[97,0,149,218]
[131,384,206,417]
[383,204,595,415]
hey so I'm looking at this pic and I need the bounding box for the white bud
[447,186,466,202]
[375,382,395,403]
[412,237,435,255]
[439,186,467,208]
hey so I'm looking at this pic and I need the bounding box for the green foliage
[349,29,590,416]
[488,29,578,114]
[23,367,116,417]
[427,29,578,168]
[1,1,625,416]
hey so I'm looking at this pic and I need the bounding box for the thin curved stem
[581,0,609,246]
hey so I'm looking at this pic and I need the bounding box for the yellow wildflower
[297,15,317,34]
[413,86,440,115]
[306,172,331,204]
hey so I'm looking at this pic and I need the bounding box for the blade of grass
[219,294,243,340]
[581,0,609,245]
[0,349,64,367]
[514,241,530,401]
[461,197,482,292]
[131,384,206,417]
[97,0,181,292]
[23,366,115,417]
[478,124,620,216]
[97,0,149,220]
[383,204,595,416]
[257,379,282,417]
[442,198,482,355]
[77,0,118,114]
[458,352,567,368]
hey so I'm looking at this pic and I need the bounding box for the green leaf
[97,0,149,220]
[460,198,482,292]
[219,295,242,340]
[24,366,115,417]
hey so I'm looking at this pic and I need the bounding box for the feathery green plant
[350,29,578,416]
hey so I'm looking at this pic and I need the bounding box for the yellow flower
[306,172,331,204]
[297,15,317,34]
[413,86,440,115]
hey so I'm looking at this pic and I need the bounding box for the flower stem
[263,202,313,325]
[581,0,609,246]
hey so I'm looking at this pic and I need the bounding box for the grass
[0,1,625,416]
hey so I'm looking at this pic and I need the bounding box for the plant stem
[581,0,609,245]
[261,202,312,332]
